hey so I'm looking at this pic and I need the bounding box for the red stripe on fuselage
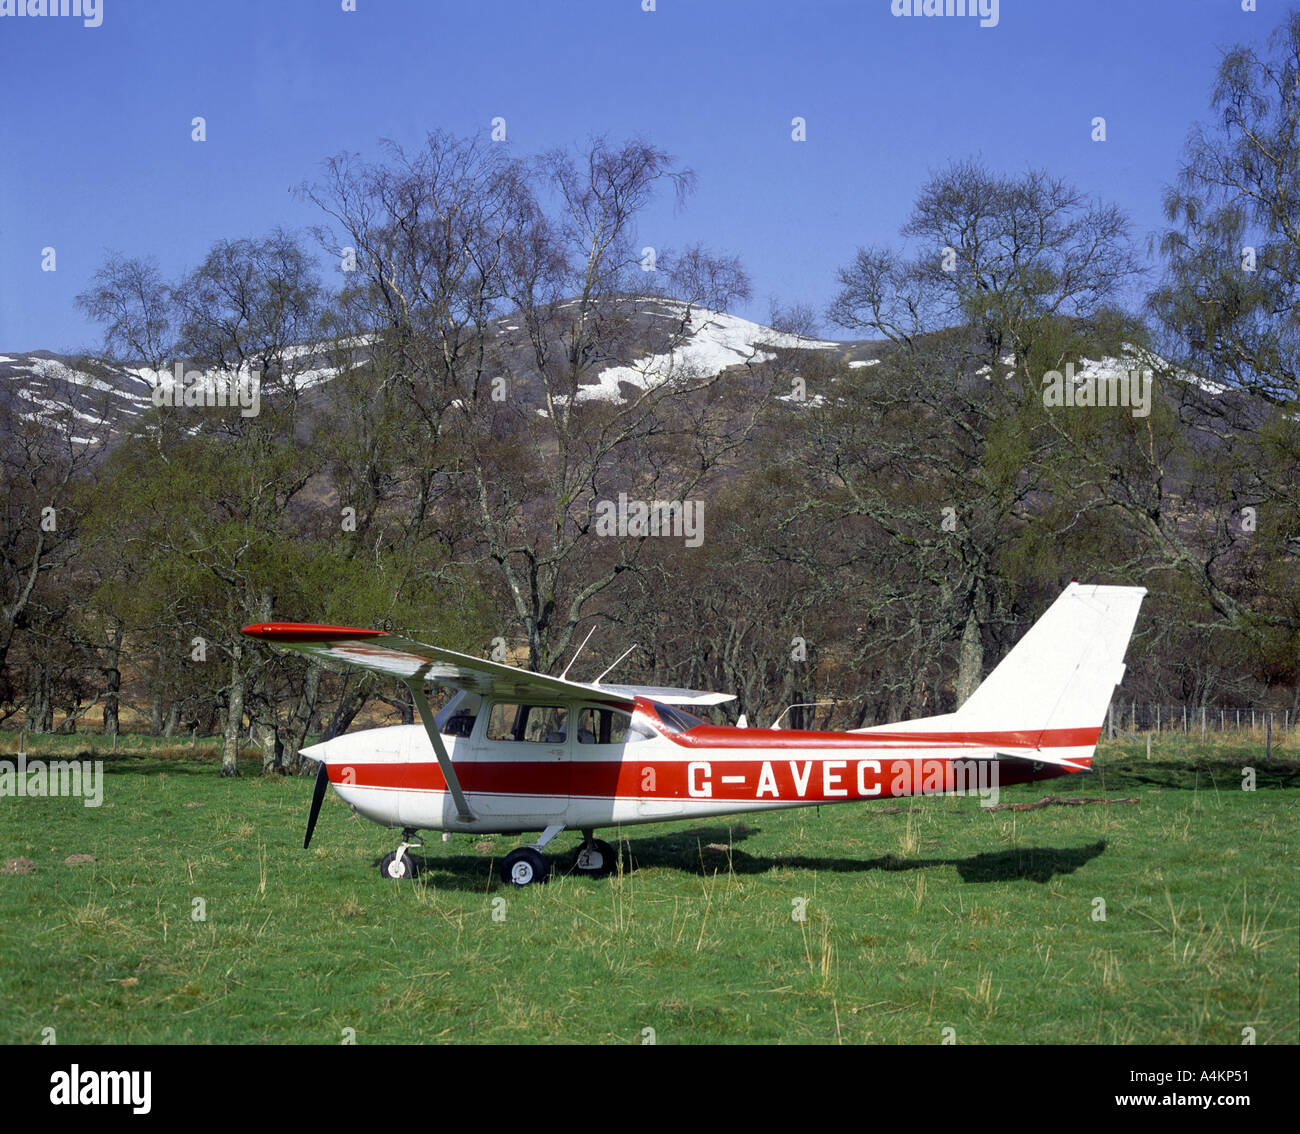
[669,725,1101,750]
[330,751,1084,803]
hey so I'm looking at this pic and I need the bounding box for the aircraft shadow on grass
[393,827,1108,891]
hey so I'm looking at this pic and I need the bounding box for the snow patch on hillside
[574,304,839,403]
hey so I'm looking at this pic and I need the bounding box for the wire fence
[1107,702,1293,740]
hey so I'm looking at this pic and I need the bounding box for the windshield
[649,701,705,734]
[434,690,481,737]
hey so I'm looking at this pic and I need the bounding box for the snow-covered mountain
[0,299,875,446]
[0,296,1212,447]
[555,299,842,403]
[0,338,364,445]
[0,352,160,444]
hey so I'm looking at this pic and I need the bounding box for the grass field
[2,730,1296,1045]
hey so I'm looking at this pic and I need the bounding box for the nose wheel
[379,830,421,880]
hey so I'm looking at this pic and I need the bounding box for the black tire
[573,838,616,877]
[379,850,415,880]
[501,847,549,887]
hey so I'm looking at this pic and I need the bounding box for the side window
[577,708,601,745]
[578,708,655,744]
[486,703,520,741]
[487,703,567,743]
[525,706,567,743]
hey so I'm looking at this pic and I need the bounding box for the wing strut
[405,675,474,823]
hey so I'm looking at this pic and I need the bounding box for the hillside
[0,298,890,446]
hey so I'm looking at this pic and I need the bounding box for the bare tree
[1150,11,1299,408]
[305,132,754,672]
[75,255,176,373]
[825,162,1144,706]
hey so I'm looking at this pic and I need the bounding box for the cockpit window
[649,701,705,734]
[578,708,654,744]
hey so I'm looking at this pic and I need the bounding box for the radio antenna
[560,624,598,681]
[594,644,638,685]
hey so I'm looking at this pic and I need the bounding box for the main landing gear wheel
[380,850,415,880]
[573,838,616,878]
[501,847,549,887]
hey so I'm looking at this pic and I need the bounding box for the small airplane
[241,582,1145,886]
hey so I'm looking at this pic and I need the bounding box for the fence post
[1266,713,1272,762]
[1201,706,1206,742]
[1108,703,1114,739]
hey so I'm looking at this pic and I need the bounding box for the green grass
[1,732,1296,1044]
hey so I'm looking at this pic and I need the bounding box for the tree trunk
[102,627,122,736]
[25,664,53,733]
[954,606,984,708]
[222,645,244,776]
[379,686,414,725]
[256,717,284,775]
[325,682,365,739]
[282,662,321,775]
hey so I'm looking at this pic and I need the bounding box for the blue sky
[0,0,1285,353]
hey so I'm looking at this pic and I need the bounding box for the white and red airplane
[241,582,1145,886]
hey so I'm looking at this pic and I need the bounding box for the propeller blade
[304,761,330,850]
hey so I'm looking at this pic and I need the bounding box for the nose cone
[299,741,329,765]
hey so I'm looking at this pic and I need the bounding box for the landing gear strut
[497,827,621,887]
[380,829,421,880]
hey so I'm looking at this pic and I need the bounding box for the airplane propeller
[304,760,330,850]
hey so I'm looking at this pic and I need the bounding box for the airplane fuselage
[309,695,1090,835]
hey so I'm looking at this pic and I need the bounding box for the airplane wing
[239,623,734,707]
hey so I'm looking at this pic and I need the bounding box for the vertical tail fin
[860,583,1146,767]
[954,583,1146,742]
